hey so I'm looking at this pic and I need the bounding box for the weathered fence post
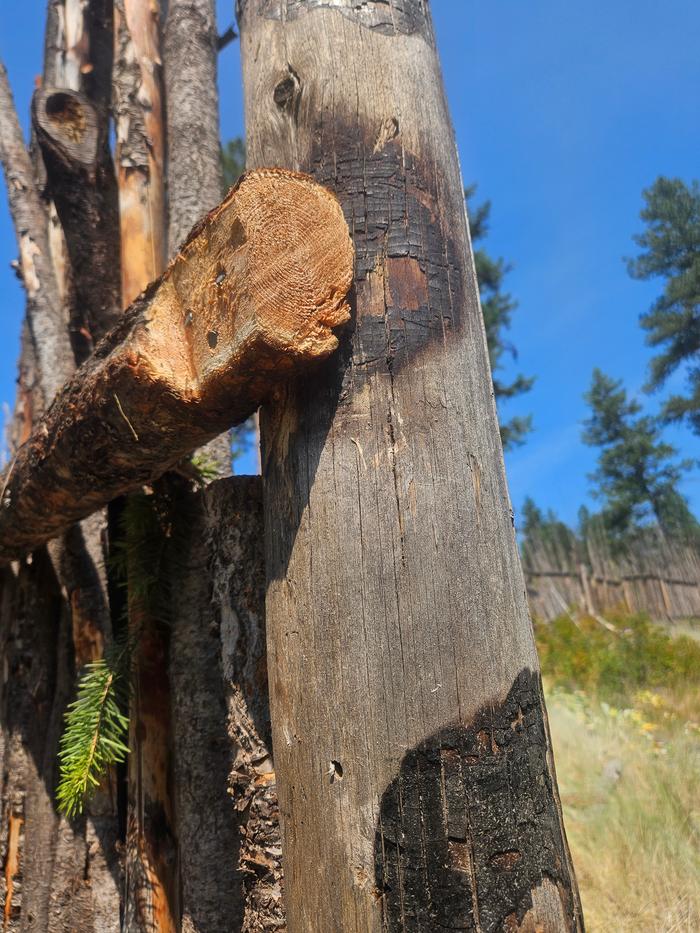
[239,1,583,929]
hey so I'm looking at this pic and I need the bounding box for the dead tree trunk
[239,2,583,930]
[169,477,285,932]
[163,0,232,474]
[112,5,174,925]
[1,6,122,922]
[162,4,284,928]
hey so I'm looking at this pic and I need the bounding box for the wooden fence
[523,527,700,622]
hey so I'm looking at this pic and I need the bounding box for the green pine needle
[57,640,131,818]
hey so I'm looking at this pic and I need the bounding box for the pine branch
[57,636,132,818]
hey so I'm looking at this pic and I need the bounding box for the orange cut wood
[0,168,353,563]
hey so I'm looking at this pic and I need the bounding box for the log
[240,2,583,930]
[0,168,353,563]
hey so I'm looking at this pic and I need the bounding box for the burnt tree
[238,1,583,930]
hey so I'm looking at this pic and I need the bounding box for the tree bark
[113,0,167,308]
[33,85,122,358]
[169,477,285,932]
[0,168,353,564]
[239,2,583,930]
[0,61,72,405]
[163,0,223,254]
[111,5,174,925]
[2,18,121,925]
[163,0,232,474]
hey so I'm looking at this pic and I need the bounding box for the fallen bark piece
[0,168,353,563]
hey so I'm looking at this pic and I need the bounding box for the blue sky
[1,0,698,524]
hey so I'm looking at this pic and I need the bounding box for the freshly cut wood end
[0,169,354,563]
[160,168,355,399]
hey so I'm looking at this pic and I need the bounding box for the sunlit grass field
[537,614,700,932]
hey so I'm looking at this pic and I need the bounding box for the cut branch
[0,168,353,563]
[0,60,73,404]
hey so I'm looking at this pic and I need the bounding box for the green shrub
[535,612,700,702]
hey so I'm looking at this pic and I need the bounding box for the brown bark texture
[111,5,175,926]
[0,169,353,564]
[169,477,285,932]
[239,2,583,931]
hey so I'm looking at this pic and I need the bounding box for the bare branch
[217,25,238,50]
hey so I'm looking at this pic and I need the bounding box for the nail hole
[207,331,218,349]
[328,760,343,782]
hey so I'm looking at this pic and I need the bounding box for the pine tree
[627,177,700,435]
[520,496,579,569]
[582,368,698,542]
[466,185,534,449]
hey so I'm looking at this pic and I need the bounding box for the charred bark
[2,28,121,927]
[33,86,121,359]
[239,1,583,930]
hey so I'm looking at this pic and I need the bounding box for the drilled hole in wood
[45,92,86,143]
[329,759,344,782]
[207,331,218,350]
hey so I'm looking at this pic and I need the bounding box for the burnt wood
[239,1,584,929]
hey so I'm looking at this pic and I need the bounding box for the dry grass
[547,685,700,932]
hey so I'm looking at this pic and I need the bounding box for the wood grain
[0,169,353,564]
[239,1,583,929]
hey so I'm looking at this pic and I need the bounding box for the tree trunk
[113,0,167,307]
[161,6,283,928]
[1,4,121,924]
[0,62,72,404]
[239,2,583,930]
[163,0,231,474]
[169,477,285,931]
[112,5,173,925]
